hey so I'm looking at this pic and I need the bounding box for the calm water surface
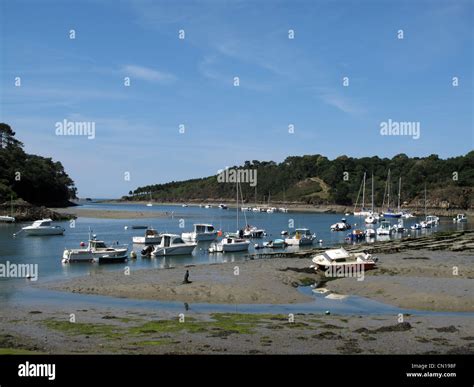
[0,202,470,314]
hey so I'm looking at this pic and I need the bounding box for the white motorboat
[330,218,351,231]
[263,239,287,248]
[241,207,252,211]
[285,228,315,246]
[22,219,65,236]
[132,228,162,244]
[425,215,439,227]
[151,234,197,256]
[181,223,218,242]
[311,248,377,272]
[364,214,377,224]
[376,220,393,235]
[62,235,128,263]
[204,204,212,209]
[209,236,250,253]
[402,211,415,219]
[278,207,289,213]
[181,204,188,207]
[364,229,376,238]
[243,225,265,238]
[0,215,15,223]
[392,220,405,233]
[218,203,228,209]
[453,214,468,223]
[410,223,422,230]
[266,207,276,213]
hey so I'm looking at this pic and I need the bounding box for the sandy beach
[53,207,173,219]
[42,249,474,312]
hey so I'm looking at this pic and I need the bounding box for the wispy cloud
[122,65,176,83]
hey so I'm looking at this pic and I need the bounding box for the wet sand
[43,249,473,312]
[53,207,172,219]
[0,305,472,354]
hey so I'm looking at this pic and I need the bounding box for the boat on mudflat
[311,247,378,272]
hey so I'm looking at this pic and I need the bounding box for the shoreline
[42,246,474,313]
[52,207,173,219]
[96,199,474,217]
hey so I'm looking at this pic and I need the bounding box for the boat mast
[424,184,427,216]
[371,173,374,213]
[387,169,391,210]
[397,176,401,213]
[362,172,366,211]
[236,180,239,230]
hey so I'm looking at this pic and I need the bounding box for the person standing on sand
[183,270,191,284]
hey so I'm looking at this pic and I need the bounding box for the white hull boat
[152,234,197,256]
[330,219,351,231]
[285,228,315,246]
[132,228,162,244]
[453,214,468,223]
[62,235,128,263]
[311,247,377,272]
[364,229,376,238]
[243,225,265,238]
[0,215,15,223]
[22,219,65,236]
[209,237,250,253]
[376,221,393,235]
[182,224,218,242]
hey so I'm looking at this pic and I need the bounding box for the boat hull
[182,232,217,242]
[23,227,65,236]
[62,248,128,263]
[152,245,196,256]
[132,236,162,244]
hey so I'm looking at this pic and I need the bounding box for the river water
[0,202,470,315]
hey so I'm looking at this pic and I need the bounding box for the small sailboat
[209,180,250,253]
[353,172,372,217]
[146,192,153,207]
[382,170,402,218]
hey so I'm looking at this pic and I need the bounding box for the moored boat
[209,236,250,253]
[453,214,468,223]
[151,234,197,256]
[376,220,393,235]
[21,219,65,236]
[285,228,315,246]
[62,234,128,263]
[330,218,351,231]
[132,228,162,244]
[181,223,218,242]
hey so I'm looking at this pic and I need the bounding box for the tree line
[0,123,77,206]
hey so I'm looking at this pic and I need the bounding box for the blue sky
[1,0,473,197]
